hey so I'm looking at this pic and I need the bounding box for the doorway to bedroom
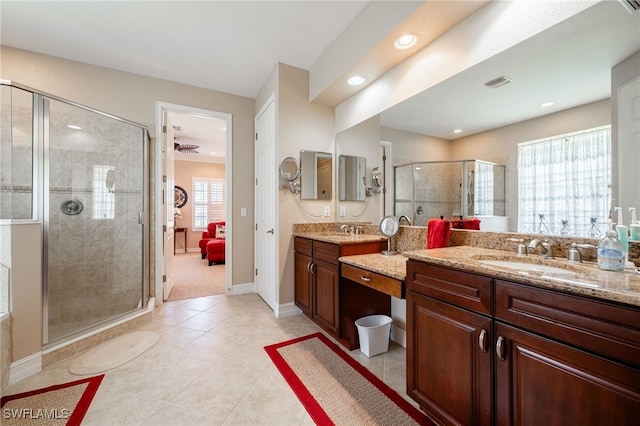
[156,102,232,303]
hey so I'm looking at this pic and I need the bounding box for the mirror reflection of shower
[394,159,505,227]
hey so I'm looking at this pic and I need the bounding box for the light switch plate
[324,206,330,217]
[340,206,346,217]
[240,207,247,217]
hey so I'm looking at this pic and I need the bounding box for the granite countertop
[402,246,640,308]
[338,253,407,281]
[294,231,387,245]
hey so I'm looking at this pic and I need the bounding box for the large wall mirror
[300,150,332,200]
[334,1,639,237]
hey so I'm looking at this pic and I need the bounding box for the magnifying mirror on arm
[279,156,301,194]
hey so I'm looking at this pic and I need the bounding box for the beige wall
[450,99,611,231]
[380,126,451,166]
[9,224,42,361]
[174,160,225,252]
[273,64,334,306]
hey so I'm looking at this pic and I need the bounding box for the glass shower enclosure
[1,81,149,345]
[395,160,506,227]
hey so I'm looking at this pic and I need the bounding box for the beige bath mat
[69,331,159,375]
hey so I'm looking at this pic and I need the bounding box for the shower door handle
[138,211,144,225]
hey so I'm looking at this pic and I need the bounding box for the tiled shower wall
[0,87,33,220]
[395,162,463,226]
[46,105,144,341]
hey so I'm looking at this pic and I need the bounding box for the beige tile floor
[5,293,414,425]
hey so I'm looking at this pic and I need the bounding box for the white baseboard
[391,325,406,348]
[9,352,42,386]
[229,282,255,295]
[276,302,302,318]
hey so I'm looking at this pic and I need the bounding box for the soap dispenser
[597,221,625,272]
[630,207,640,242]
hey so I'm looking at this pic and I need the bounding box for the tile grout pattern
[5,293,415,425]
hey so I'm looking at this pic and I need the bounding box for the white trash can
[355,315,392,357]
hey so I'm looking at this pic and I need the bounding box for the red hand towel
[427,219,450,249]
[462,218,481,230]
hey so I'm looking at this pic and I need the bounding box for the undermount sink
[477,259,578,275]
[470,254,596,278]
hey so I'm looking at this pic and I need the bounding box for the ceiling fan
[174,141,200,154]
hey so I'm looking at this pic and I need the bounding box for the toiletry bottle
[614,207,635,269]
[597,222,625,272]
[629,207,640,242]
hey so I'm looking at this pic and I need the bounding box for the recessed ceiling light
[347,75,365,86]
[453,129,463,134]
[67,125,81,130]
[394,33,418,50]
[540,101,554,108]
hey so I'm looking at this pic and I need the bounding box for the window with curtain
[92,165,115,219]
[192,177,224,230]
[474,161,495,215]
[517,125,611,238]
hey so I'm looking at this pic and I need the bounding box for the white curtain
[517,125,611,237]
[474,161,495,215]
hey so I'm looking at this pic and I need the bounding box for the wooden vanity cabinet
[293,238,313,317]
[406,259,640,426]
[406,260,493,426]
[494,280,640,426]
[294,236,385,339]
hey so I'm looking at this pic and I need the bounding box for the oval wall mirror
[279,157,300,182]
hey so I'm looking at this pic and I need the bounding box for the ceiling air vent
[618,0,640,13]
[484,76,512,89]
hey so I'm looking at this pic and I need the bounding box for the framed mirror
[300,150,332,200]
[339,154,366,201]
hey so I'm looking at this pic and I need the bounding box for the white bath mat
[68,331,160,375]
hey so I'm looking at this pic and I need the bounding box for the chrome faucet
[399,215,412,226]
[568,242,597,263]
[528,239,554,259]
[355,225,363,235]
[340,224,353,234]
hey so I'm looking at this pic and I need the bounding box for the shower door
[44,97,146,344]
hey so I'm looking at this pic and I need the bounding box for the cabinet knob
[478,329,488,353]
[496,336,506,361]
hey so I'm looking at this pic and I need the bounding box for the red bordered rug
[1,374,104,426]
[264,332,433,425]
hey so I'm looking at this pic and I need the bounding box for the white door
[254,96,277,310]
[162,112,176,300]
[618,77,640,213]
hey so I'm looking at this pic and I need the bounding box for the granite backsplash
[292,222,639,267]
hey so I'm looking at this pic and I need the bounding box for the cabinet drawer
[294,237,312,256]
[342,263,403,298]
[313,240,341,265]
[407,260,492,315]
[495,280,640,367]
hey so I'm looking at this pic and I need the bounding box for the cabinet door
[313,258,340,335]
[407,291,493,426]
[495,322,640,426]
[294,252,313,317]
